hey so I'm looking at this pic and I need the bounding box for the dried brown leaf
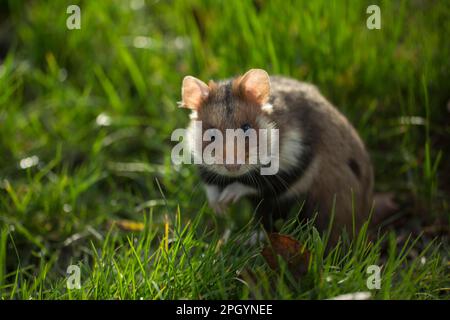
[112,219,145,232]
[261,233,310,277]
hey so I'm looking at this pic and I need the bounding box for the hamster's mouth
[207,163,258,177]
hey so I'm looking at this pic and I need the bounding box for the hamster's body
[180,70,374,242]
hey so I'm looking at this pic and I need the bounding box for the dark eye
[241,123,251,132]
[211,135,215,141]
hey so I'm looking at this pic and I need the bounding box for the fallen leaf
[329,291,371,300]
[261,233,310,277]
[112,219,145,232]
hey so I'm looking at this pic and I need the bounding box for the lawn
[0,0,448,299]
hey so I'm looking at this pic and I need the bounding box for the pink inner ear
[240,69,270,105]
[182,76,209,110]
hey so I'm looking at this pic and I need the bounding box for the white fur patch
[189,110,198,120]
[279,128,304,171]
[261,103,274,114]
[255,115,279,168]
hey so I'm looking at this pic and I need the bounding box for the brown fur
[183,72,374,243]
[264,76,374,242]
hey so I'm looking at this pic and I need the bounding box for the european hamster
[179,69,374,242]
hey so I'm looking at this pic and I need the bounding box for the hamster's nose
[224,164,241,172]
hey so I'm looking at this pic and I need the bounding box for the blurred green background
[0,0,448,299]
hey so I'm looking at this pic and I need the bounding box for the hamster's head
[180,69,277,177]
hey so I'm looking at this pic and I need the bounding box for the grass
[0,0,449,299]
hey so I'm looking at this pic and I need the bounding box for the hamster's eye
[241,123,251,132]
[211,135,216,141]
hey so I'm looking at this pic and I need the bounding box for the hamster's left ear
[235,69,270,105]
[180,76,210,110]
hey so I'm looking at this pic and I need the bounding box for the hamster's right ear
[180,76,209,110]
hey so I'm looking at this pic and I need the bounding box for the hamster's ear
[181,76,209,110]
[236,69,270,105]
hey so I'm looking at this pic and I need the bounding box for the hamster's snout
[224,164,241,172]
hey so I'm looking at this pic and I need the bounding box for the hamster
[179,69,374,242]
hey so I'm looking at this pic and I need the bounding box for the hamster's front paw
[205,184,227,215]
[218,182,258,206]
[210,201,227,215]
